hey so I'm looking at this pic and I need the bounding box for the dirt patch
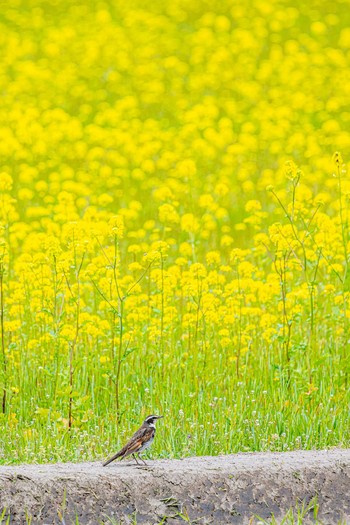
[0,449,349,524]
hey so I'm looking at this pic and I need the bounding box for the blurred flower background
[0,0,349,462]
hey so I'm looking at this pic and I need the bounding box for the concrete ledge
[0,449,349,524]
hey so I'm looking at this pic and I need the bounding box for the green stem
[0,261,7,414]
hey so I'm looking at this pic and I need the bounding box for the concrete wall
[0,449,349,524]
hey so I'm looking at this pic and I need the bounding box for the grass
[253,497,348,525]
[0,0,349,464]
[0,498,347,525]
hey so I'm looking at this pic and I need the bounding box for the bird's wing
[103,426,154,466]
[121,426,154,457]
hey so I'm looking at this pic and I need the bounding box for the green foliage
[0,0,349,463]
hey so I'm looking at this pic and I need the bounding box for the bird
[103,414,163,466]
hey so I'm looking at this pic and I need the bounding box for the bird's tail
[103,451,123,467]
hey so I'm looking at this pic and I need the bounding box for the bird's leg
[138,453,147,466]
[132,454,140,465]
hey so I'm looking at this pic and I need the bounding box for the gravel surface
[0,449,349,524]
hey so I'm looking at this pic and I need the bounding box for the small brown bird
[103,414,163,466]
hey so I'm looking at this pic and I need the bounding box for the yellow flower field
[0,0,349,462]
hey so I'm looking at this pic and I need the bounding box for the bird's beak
[156,415,164,419]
